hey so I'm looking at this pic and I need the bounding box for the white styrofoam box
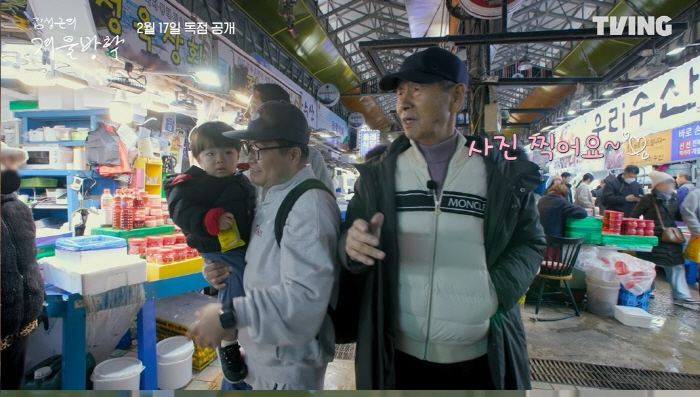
[55,247,127,267]
[38,86,75,110]
[614,305,653,328]
[41,255,147,295]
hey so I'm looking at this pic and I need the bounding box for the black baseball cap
[223,101,309,145]
[379,47,469,91]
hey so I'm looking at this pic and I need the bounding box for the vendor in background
[537,183,588,238]
[631,171,699,305]
[574,173,596,216]
[675,171,695,210]
[1,143,46,390]
[561,172,574,203]
[602,165,645,217]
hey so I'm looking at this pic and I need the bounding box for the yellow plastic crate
[147,257,203,281]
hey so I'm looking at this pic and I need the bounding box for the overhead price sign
[89,0,214,73]
[348,112,365,129]
[317,84,340,107]
[551,55,699,163]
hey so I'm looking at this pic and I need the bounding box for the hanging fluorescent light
[46,70,89,89]
[110,90,134,124]
[582,100,592,106]
[192,70,221,87]
[667,46,685,56]
[567,109,577,115]
[602,89,615,96]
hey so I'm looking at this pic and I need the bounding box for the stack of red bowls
[642,219,655,236]
[621,218,641,235]
[603,210,624,234]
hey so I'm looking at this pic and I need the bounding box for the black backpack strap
[274,178,335,246]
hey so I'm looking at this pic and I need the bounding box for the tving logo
[593,16,673,37]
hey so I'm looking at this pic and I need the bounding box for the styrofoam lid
[34,366,52,379]
[615,305,653,318]
[157,336,195,363]
[91,357,144,380]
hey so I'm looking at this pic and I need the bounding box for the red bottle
[112,189,123,230]
[121,190,134,231]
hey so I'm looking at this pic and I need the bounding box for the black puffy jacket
[164,166,256,253]
[342,134,546,390]
[631,191,684,267]
[602,174,645,217]
[1,190,45,340]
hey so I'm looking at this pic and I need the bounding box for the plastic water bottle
[100,189,114,227]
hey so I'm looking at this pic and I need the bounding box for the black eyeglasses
[243,142,295,161]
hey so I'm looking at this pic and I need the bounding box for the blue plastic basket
[618,286,651,312]
[685,260,698,285]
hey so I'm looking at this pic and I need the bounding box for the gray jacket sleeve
[682,189,700,237]
[232,190,340,346]
[309,146,335,193]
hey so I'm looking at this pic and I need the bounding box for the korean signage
[317,83,340,107]
[89,0,214,73]
[317,105,349,149]
[359,130,380,156]
[552,55,700,164]
[348,112,365,129]
[251,53,316,129]
[671,121,700,162]
[623,130,672,167]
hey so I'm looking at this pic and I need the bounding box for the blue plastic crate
[618,286,651,312]
[685,260,698,285]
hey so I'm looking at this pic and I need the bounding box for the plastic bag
[575,246,599,271]
[55,235,126,252]
[597,251,656,295]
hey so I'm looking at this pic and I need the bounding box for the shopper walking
[1,143,46,390]
[675,171,695,210]
[188,101,340,390]
[241,83,334,193]
[165,121,256,390]
[574,173,596,215]
[561,172,574,203]
[602,165,645,217]
[341,47,545,390]
[631,171,699,304]
[539,184,589,237]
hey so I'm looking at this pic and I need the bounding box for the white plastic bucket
[586,277,620,317]
[157,336,195,390]
[90,357,144,390]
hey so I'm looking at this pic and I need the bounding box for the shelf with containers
[18,169,118,223]
[13,109,107,145]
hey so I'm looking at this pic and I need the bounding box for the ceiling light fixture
[567,109,577,115]
[582,100,593,106]
[192,70,221,87]
[235,93,251,104]
[602,85,640,97]
[666,42,700,56]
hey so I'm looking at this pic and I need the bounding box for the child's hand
[219,212,234,230]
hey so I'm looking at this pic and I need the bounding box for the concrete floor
[114,274,699,390]
[524,277,700,376]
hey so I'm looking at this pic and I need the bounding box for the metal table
[46,273,209,390]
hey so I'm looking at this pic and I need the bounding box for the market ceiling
[233,0,698,133]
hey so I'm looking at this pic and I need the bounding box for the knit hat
[649,171,674,189]
[1,142,28,163]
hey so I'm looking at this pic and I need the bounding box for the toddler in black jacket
[165,121,255,389]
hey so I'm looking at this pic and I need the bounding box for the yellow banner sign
[623,130,672,166]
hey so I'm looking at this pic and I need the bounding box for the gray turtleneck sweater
[415,132,459,193]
